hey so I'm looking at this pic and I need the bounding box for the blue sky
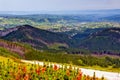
[0,0,120,11]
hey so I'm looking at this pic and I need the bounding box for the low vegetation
[0,56,105,80]
[25,49,120,71]
[0,39,120,73]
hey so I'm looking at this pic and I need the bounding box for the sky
[0,0,120,11]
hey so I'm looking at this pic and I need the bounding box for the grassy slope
[0,47,21,59]
[0,39,120,73]
[25,49,120,72]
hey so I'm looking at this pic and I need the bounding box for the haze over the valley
[0,0,120,15]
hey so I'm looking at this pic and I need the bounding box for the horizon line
[0,8,120,12]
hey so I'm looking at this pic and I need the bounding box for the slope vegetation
[1,25,70,49]
[79,28,120,53]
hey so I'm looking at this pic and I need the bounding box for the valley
[0,10,120,80]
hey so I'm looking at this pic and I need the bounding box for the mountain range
[0,25,70,49]
[0,25,120,55]
[0,9,120,15]
[79,28,120,53]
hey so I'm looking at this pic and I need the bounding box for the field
[0,15,120,32]
[0,56,105,80]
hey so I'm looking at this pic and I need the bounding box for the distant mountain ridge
[79,27,120,52]
[1,25,70,49]
[0,9,120,15]
[1,25,120,54]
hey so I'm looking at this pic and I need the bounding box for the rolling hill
[0,25,70,49]
[1,25,120,55]
[0,26,120,69]
[79,28,120,54]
